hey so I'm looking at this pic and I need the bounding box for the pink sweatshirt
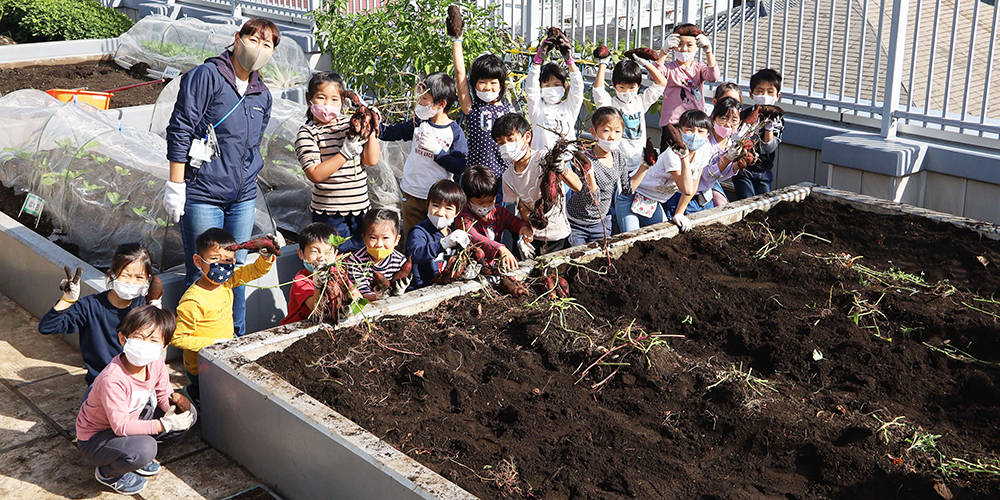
[654,60,721,126]
[75,355,172,441]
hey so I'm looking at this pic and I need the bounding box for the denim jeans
[731,169,774,201]
[180,198,256,337]
[664,191,716,216]
[614,191,641,234]
[312,211,365,254]
[568,215,613,247]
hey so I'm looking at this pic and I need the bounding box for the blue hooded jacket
[166,50,272,204]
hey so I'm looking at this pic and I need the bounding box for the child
[76,306,195,494]
[346,209,410,301]
[493,113,584,256]
[593,55,668,233]
[39,243,158,385]
[281,222,360,325]
[172,228,276,404]
[379,72,467,245]
[406,179,470,290]
[296,71,381,253]
[452,37,513,179]
[712,81,743,106]
[565,107,651,246]
[665,97,741,214]
[732,68,784,200]
[457,165,533,271]
[632,110,713,232]
[525,38,584,150]
[654,23,720,152]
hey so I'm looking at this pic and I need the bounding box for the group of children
[46,17,787,496]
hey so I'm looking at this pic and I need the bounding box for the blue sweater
[406,219,448,290]
[38,292,146,385]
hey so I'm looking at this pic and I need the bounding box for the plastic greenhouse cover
[0,89,279,270]
[114,14,311,89]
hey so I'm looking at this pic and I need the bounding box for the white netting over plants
[113,15,311,88]
[0,89,278,270]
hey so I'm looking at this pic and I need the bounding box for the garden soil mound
[0,61,164,108]
[260,198,1000,500]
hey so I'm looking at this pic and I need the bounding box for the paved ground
[0,292,269,499]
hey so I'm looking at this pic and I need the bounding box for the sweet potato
[529,203,549,230]
[663,124,688,156]
[372,271,390,298]
[623,47,657,61]
[392,257,413,281]
[642,138,658,166]
[593,44,611,60]
[146,275,163,302]
[498,276,529,298]
[557,277,570,298]
[540,275,558,300]
[755,104,785,121]
[226,234,282,256]
[740,106,760,126]
[172,395,191,413]
[446,5,464,39]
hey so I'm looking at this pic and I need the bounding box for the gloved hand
[557,36,574,63]
[160,405,195,433]
[390,274,412,296]
[763,117,779,131]
[147,275,163,309]
[258,233,281,258]
[673,213,693,232]
[725,139,744,161]
[554,144,576,173]
[517,236,536,260]
[664,33,681,51]
[593,45,613,67]
[441,229,471,249]
[533,40,550,65]
[340,135,368,160]
[696,34,712,52]
[417,132,442,155]
[631,52,653,67]
[59,266,82,303]
[163,181,186,223]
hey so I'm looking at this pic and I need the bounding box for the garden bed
[0,60,164,108]
[258,196,1000,499]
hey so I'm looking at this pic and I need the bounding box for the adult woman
[163,18,280,337]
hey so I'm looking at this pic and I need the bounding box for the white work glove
[417,132,443,155]
[597,56,613,67]
[59,266,82,303]
[763,118,779,131]
[696,34,712,53]
[725,139,744,161]
[390,275,412,296]
[664,33,681,51]
[672,213,693,232]
[163,181,186,223]
[517,236,536,260]
[554,144,576,174]
[160,405,195,433]
[441,229,471,249]
[340,135,368,160]
[631,53,652,67]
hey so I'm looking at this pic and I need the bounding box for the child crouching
[406,179,470,290]
[346,209,411,301]
[457,165,533,271]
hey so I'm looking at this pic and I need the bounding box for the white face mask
[476,89,500,102]
[753,94,778,106]
[674,50,696,63]
[471,204,493,218]
[499,138,527,163]
[597,138,621,152]
[122,338,163,367]
[111,279,148,301]
[427,213,455,230]
[541,87,565,105]
[414,103,438,121]
[617,91,637,104]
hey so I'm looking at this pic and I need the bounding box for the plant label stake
[18,193,45,228]
[163,66,181,79]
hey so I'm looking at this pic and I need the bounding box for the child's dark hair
[239,17,281,48]
[461,165,499,199]
[711,97,742,121]
[362,209,400,236]
[196,228,238,255]
[490,112,530,140]
[677,109,712,130]
[540,63,567,86]
[427,179,467,210]
[120,305,176,345]
[299,222,337,250]
[305,71,345,122]
[421,72,458,111]
[109,243,153,281]
[591,106,625,128]
[672,23,703,36]
[611,60,643,87]
[750,68,782,92]
[714,82,742,101]
[469,53,507,103]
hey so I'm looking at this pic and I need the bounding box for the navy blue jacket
[166,51,272,204]
[406,219,447,290]
[38,292,146,385]
[379,120,468,175]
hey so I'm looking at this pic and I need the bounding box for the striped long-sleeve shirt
[345,247,407,296]
[295,117,370,216]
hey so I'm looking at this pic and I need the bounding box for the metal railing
[479,0,1000,143]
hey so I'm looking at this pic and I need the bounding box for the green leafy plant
[0,0,133,43]
[106,191,126,206]
[81,180,105,192]
[114,165,131,176]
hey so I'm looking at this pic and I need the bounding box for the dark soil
[0,60,165,108]
[0,181,79,257]
[259,198,1000,500]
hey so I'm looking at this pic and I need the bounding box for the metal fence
[479,0,1000,143]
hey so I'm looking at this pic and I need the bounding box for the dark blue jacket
[406,219,447,290]
[166,51,272,204]
[379,120,468,175]
[38,292,146,385]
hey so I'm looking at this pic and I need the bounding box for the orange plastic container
[45,89,114,110]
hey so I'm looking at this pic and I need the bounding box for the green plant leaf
[327,234,348,247]
[146,180,158,188]
[132,206,149,217]
[114,166,131,176]
[81,180,105,192]
[106,191,126,205]
[349,297,370,315]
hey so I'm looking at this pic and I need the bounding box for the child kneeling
[347,209,411,301]
[76,306,195,495]
[406,179,471,290]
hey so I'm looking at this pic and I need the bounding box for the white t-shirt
[401,121,462,199]
[235,78,249,96]
[525,65,585,152]
[501,149,571,241]
[592,82,665,173]
[635,144,711,202]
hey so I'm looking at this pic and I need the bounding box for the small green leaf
[81,180,105,192]
[327,234,348,247]
[106,192,126,205]
[84,140,99,150]
[146,180,157,188]
[349,297,370,315]
[132,206,149,217]
[90,154,110,164]
[114,166,131,176]
[156,217,170,227]
[54,138,73,149]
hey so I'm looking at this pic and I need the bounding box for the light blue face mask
[681,131,707,152]
[302,260,315,272]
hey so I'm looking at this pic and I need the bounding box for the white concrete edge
[0,38,121,67]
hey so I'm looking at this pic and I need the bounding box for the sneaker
[94,467,147,494]
[134,459,160,476]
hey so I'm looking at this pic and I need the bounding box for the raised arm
[453,40,472,114]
